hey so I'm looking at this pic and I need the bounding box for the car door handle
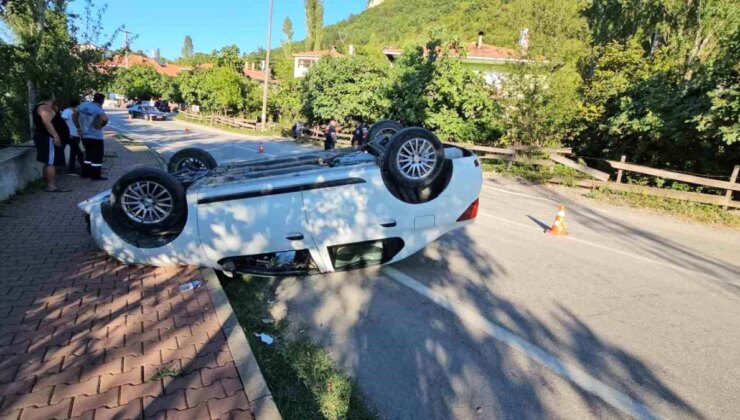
[286,233,304,241]
[380,220,396,228]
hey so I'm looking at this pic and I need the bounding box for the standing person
[292,121,303,140]
[351,117,368,148]
[78,93,109,181]
[324,118,338,150]
[32,96,70,192]
[61,98,85,176]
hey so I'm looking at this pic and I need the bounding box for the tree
[178,66,259,115]
[282,16,294,42]
[111,65,174,100]
[302,56,391,123]
[1,0,115,142]
[213,44,244,73]
[272,77,303,124]
[181,35,193,59]
[390,40,502,142]
[304,0,323,50]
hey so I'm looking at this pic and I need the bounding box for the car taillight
[457,198,479,221]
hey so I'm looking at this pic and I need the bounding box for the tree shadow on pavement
[273,227,704,419]
[485,178,740,293]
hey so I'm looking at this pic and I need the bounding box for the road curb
[112,130,168,169]
[200,268,281,420]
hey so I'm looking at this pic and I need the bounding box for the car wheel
[110,167,187,233]
[167,148,218,173]
[367,120,403,148]
[385,127,444,188]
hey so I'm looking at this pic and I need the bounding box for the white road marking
[382,266,657,420]
[482,185,559,203]
[478,211,731,284]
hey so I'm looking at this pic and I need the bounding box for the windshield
[141,106,156,111]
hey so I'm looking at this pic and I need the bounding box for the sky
[67,0,368,59]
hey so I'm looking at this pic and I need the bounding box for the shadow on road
[485,178,740,294]
[273,227,704,419]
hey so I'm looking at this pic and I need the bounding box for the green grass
[148,367,179,382]
[222,275,375,420]
[482,159,585,184]
[176,113,288,138]
[587,187,740,228]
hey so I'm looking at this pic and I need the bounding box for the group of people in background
[325,117,370,150]
[291,118,369,151]
[32,93,108,192]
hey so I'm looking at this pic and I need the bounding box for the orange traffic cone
[547,205,568,236]
[258,143,265,154]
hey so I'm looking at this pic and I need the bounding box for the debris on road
[179,280,202,291]
[255,332,275,345]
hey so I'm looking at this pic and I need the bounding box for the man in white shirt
[78,93,109,180]
[60,99,84,175]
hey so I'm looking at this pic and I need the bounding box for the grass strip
[587,187,740,228]
[221,275,375,420]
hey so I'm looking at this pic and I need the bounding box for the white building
[293,48,343,78]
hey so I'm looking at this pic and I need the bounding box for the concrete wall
[0,143,43,201]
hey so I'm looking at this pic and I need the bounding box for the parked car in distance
[128,105,168,121]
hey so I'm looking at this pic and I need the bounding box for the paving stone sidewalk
[0,135,253,419]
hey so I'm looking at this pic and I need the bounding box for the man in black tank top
[32,97,70,192]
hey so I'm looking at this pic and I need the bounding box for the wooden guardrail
[297,127,353,145]
[605,159,740,209]
[456,141,739,208]
[181,111,276,131]
[202,116,737,209]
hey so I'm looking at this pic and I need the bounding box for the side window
[328,238,404,271]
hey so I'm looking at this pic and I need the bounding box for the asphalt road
[107,109,740,419]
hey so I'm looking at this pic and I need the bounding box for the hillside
[320,0,523,52]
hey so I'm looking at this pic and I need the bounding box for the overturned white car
[79,122,482,277]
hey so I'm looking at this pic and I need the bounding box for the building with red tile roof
[102,53,191,77]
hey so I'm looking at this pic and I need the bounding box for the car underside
[80,123,483,276]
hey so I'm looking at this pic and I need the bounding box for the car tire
[385,127,445,188]
[167,148,218,173]
[367,120,403,146]
[110,167,187,234]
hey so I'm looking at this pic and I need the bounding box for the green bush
[302,56,392,124]
[110,65,176,101]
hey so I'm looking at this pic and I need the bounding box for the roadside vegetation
[2,0,738,177]
[586,188,740,228]
[482,160,587,184]
[483,161,740,228]
[221,275,375,420]
[105,0,738,180]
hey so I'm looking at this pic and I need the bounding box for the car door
[301,166,407,271]
[197,189,312,266]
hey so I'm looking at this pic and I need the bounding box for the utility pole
[122,29,132,67]
[260,0,274,131]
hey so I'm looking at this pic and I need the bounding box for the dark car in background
[128,105,168,121]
